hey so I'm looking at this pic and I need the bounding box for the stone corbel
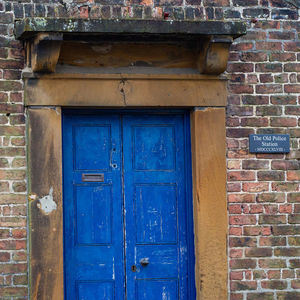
[197,35,233,75]
[27,33,63,73]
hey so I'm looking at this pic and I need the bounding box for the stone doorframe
[15,18,246,300]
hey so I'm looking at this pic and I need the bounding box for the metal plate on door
[82,173,104,182]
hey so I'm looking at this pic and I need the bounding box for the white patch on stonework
[37,187,57,215]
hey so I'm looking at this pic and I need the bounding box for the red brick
[294,205,300,213]
[272,160,299,170]
[288,237,300,246]
[227,63,254,73]
[279,204,292,213]
[287,171,300,181]
[255,84,283,94]
[242,95,269,105]
[261,280,287,290]
[247,293,274,300]
[230,259,257,269]
[228,171,256,181]
[228,106,253,116]
[13,251,26,262]
[259,259,286,268]
[231,281,257,291]
[228,83,254,94]
[273,183,298,193]
[230,293,243,300]
[259,215,286,224]
[242,160,269,170]
[240,51,267,62]
[257,193,285,203]
[282,270,295,279]
[230,215,257,225]
[245,247,272,257]
[256,105,282,116]
[229,227,243,236]
[256,41,282,50]
[257,171,284,181]
[271,95,297,105]
[228,194,256,203]
[272,226,300,235]
[0,263,27,274]
[269,31,295,40]
[284,63,300,72]
[12,229,26,239]
[277,292,300,299]
[243,182,269,192]
[289,214,300,224]
[244,226,271,236]
[0,287,27,297]
[230,271,243,280]
[228,183,241,192]
[79,6,89,18]
[230,249,243,258]
[227,128,255,138]
[285,106,300,115]
[260,236,286,246]
[267,270,281,279]
[285,84,300,93]
[249,204,263,214]
[256,63,282,72]
[241,117,268,127]
[275,248,300,257]
[229,204,242,214]
[0,252,10,262]
[270,117,297,127]
[259,73,273,83]
[270,52,296,61]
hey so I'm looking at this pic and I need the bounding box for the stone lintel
[16,18,246,74]
[15,18,246,40]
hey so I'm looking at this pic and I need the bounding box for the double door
[63,112,195,299]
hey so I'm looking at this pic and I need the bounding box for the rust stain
[32,272,41,300]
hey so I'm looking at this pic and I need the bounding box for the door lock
[140,258,149,267]
[131,265,137,272]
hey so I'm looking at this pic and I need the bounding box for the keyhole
[131,265,137,272]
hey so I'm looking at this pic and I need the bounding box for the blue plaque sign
[249,134,290,153]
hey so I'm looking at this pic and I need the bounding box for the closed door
[63,112,195,300]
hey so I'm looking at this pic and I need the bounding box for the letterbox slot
[82,173,104,182]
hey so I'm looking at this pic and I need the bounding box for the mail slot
[82,173,104,182]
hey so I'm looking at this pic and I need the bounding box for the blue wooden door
[63,112,195,300]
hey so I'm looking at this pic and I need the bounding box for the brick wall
[226,2,300,299]
[0,0,299,299]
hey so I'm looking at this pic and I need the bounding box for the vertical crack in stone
[119,79,127,106]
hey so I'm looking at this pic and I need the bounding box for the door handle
[140,258,149,266]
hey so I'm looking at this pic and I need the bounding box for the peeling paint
[37,187,57,215]
[28,193,37,201]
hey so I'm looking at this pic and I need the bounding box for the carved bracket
[197,36,233,75]
[27,33,63,73]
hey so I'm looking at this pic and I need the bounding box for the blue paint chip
[249,134,290,153]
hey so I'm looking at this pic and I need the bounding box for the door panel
[75,185,112,245]
[123,115,190,300]
[63,114,124,300]
[77,281,114,300]
[134,185,177,244]
[63,112,195,300]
